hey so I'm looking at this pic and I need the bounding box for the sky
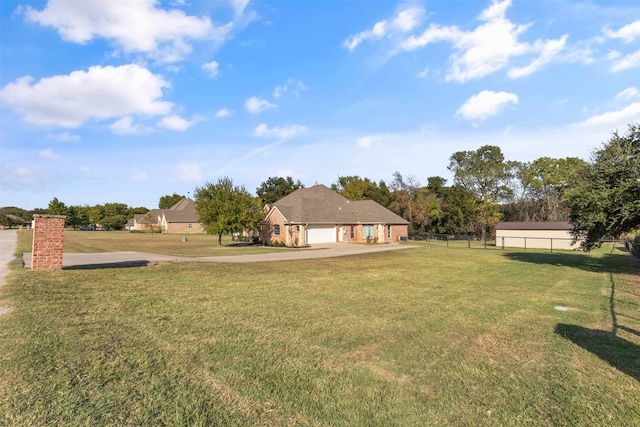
[1,0,639,210]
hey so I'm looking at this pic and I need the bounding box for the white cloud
[272,78,308,98]
[175,162,203,182]
[202,61,219,78]
[417,66,430,78]
[231,0,250,16]
[457,90,518,121]
[47,132,80,142]
[356,135,384,148]
[344,5,424,51]
[23,0,232,63]
[508,35,568,78]
[215,108,233,118]
[245,96,277,114]
[616,87,640,100]
[0,64,173,128]
[253,123,307,139]
[392,6,424,32]
[579,102,640,127]
[157,115,194,131]
[39,148,60,159]
[605,20,640,43]
[610,49,640,72]
[110,116,148,135]
[401,0,568,82]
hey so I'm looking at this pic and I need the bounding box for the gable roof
[162,198,200,223]
[496,221,572,230]
[271,185,408,224]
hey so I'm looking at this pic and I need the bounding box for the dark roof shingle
[272,185,408,224]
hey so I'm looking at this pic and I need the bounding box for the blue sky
[1,0,639,210]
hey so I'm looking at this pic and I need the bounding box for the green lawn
[1,232,638,426]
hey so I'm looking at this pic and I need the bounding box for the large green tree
[529,157,588,221]
[430,182,479,235]
[502,161,536,222]
[159,193,185,209]
[331,175,391,206]
[47,197,67,215]
[389,172,441,233]
[65,206,88,230]
[448,145,509,240]
[569,124,640,250]
[256,177,304,206]
[195,177,262,245]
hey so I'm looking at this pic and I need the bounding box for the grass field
[1,231,639,426]
[61,230,295,257]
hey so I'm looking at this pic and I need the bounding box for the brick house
[264,185,409,246]
[132,198,205,234]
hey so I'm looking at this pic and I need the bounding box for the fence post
[550,238,553,253]
[502,237,504,250]
[468,235,471,248]
[524,237,527,251]
[446,235,449,247]
[484,236,487,249]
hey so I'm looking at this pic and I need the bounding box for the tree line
[193,123,638,250]
[2,123,637,250]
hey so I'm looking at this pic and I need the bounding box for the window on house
[274,224,280,235]
[362,224,374,239]
[387,225,391,238]
[188,224,193,229]
[350,225,354,239]
[296,225,300,232]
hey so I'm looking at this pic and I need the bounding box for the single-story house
[264,184,409,246]
[132,198,205,234]
[495,221,576,250]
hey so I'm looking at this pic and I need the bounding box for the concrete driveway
[0,229,18,315]
[22,242,417,269]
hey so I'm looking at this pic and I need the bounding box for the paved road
[0,229,18,315]
[22,242,417,269]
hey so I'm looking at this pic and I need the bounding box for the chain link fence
[410,233,579,253]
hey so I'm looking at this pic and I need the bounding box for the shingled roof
[270,185,408,224]
[163,198,199,223]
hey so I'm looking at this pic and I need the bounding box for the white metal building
[495,222,577,251]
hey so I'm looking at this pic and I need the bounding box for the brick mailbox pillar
[32,215,66,271]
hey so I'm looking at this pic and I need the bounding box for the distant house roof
[134,211,160,224]
[496,221,572,230]
[163,198,199,223]
[270,184,409,224]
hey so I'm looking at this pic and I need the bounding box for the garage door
[306,226,336,244]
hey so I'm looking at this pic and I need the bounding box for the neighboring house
[132,198,205,234]
[264,184,409,246]
[495,222,576,250]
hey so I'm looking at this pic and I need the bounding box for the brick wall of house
[266,209,287,245]
[164,222,205,234]
[32,215,65,270]
[390,224,408,241]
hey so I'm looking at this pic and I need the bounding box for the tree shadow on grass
[64,260,152,270]
[555,324,640,382]
[502,251,631,274]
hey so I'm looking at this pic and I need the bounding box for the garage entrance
[306,226,336,244]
